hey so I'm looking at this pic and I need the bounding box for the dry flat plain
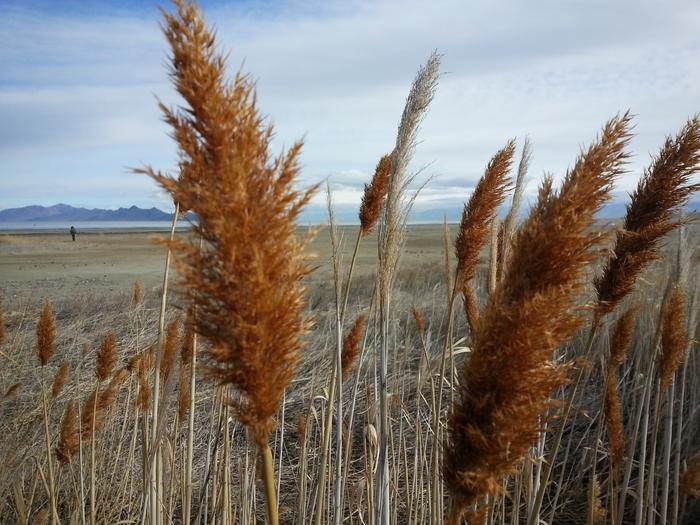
[0,225,449,302]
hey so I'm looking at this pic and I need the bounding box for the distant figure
[70,225,77,242]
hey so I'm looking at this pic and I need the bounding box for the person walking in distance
[70,225,77,242]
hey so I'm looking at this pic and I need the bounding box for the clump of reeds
[595,116,700,316]
[142,2,316,522]
[444,114,632,521]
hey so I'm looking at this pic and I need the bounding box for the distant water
[0,221,191,233]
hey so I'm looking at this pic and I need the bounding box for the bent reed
[1,2,700,524]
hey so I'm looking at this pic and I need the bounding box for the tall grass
[1,2,700,524]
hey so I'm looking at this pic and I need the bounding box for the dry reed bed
[2,1,700,524]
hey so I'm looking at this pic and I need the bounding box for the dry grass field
[1,1,700,524]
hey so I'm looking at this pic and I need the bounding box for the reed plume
[455,139,515,290]
[341,314,366,381]
[143,3,315,521]
[359,154,392,236]
[659,284,689,392]
[133,281,143,306]
[37,300,56,366]
[498,137,532,280]
[445,114,632,521]
[604,306,637,469]
[149,0,314,450]
[411,306,425,337]
[51,362,70,400]
[56,401,78,464]
[596,116,700,316]
[81,369,127,440]
[160,320,180,386]
[377,51,440,525]
[96,333,117,381]
[177,365,190,421]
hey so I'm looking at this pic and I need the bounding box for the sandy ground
[0,225,451,302]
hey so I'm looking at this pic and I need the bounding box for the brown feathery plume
[604,306,637,469]
[133,281,143,305]
[445,113,632,521]
[659,284,689,392]
[81,369,128,440]
[3,383,21,398]
[181,308,195,366]
[36,300,56,366]
[96,332,117,381]
[411,306,425,337]
[55,401,78,464]
[137,356,153,411]
[177,364,190,421]
[143,0,315,453]
[596,116,700,316]
[455,140,515,290]
[341,315,367,381]
[126,353,142,373]
[160,320,180,385]
[682,454,700,498]
[359,154,392,236]
[51,362,70,400]
[462,283,480,334]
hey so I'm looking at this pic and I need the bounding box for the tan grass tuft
[51,362,70,400]
[359,154,392,236]
[36,300,56,366]
[445,113,632,519]
[177,364,190,421]
[659,284,689,393]
[55,401,78,464]
[341,314,367,381]
[96,333,117,381]
[595,116,700,316]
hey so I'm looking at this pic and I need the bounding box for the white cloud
[1,0,699,215]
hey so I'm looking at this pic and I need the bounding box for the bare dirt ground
[0,225,450,302]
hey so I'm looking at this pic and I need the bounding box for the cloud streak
[1,0,699,217]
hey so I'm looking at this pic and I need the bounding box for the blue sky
[1,0,699,217]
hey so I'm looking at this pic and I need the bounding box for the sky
[1,0,699,219]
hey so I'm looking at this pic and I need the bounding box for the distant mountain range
[2,200,698,224]
[0,204,173,222]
